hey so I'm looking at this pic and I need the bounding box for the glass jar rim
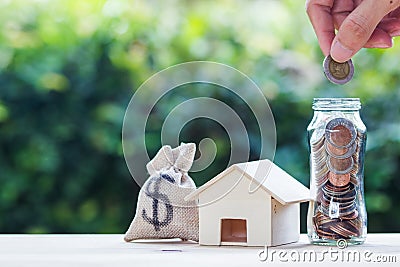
[312,98,361,111]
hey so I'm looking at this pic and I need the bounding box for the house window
[220,219,247,243]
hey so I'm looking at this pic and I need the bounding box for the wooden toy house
[185,159,310,247]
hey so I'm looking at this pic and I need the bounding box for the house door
[220,219,247,244]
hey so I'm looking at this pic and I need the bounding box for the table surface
[0,234,399,267]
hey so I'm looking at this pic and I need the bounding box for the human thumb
[331,0,399,62]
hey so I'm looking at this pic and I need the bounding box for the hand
[306,0,400,62]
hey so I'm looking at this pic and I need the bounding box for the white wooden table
[0,234,399,266]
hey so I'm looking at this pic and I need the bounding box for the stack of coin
[310,117,364,240]
[310,128,329,187]
[313,211,361,239]
[325,118,356,190]
[320,181,357,217]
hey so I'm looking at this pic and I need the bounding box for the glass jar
[307,98,367,245]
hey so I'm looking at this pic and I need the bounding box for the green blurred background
[0,0,399,234]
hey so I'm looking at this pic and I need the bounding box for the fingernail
[331,40,354,63]
[390,30,400,37]
[364,39,393,49]
[365,43,392,48]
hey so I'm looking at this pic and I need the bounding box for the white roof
[185,159,310,205]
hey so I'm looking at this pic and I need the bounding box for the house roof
[185,159,310,205]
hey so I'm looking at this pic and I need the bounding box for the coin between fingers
[323,55,354,85]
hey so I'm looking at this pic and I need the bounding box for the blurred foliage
[0,0,399,234]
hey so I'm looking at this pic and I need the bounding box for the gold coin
[329,59,350,80]
[323,55,354,84]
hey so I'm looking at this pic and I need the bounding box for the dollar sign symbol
[142,175,174,231]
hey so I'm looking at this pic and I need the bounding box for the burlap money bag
[124,143,199,242]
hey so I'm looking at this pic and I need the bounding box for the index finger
[306,0,336,56]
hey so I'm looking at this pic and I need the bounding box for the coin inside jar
[311,128,326,149]
[328,172,351,187]
[327,155,354,174]
[323,55,354,85]
[350,174,359,185]
[322,181,351,196]
[312,136,326,152]
[315,165,329,186]
[316,173,329,187]
[326,141,357,159]
[341,210,359,220]
[313,211,360,239]
[325,118,357,148]
[321,203,356,217]
[322,182,356,201]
